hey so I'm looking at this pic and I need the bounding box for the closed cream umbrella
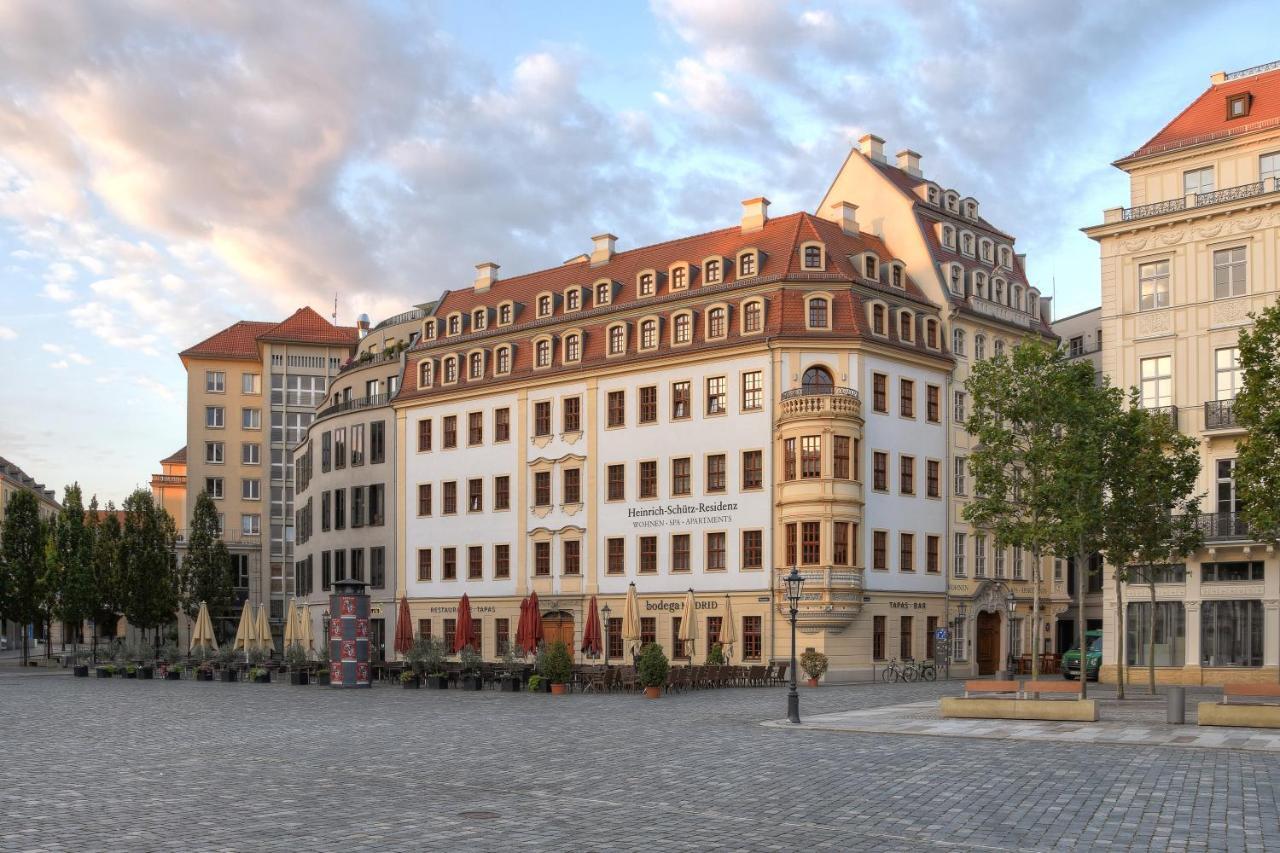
[677,588,698,661]
[621,582,641,661]
[718,596,736,660]
[233,599,258,657]
[283,598,297,649]
[296,602,314,652]
[190,601,218,654]
[256,603,273,655]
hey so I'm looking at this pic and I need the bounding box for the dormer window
[496,346,511,375]
[961,232,973,256]
[418,360,434,387]
[537,294,553,318]
[948,265,962,295]
[927,186,939,205]
[942,225,955,249]
[566,288,580,311]
[671,265,688,290]
[925,319,938,349]
[424,321,437,340]
[1012,285,1022,311]
[535,339,552,368]
[608,324,626,355]
[706,306,727,339]
[742,299,763,334]
[564,333,581,363]
[803,244,823,269]
[1028,292,1039,317]
[945,192,958,212]
[993,278,1006,304]
[468,351,484,379]
[638,272,655,297]
[871,303,887,336]
[595,281,611,305]
[673,312,692,345]
[639,318,658,350]
[498,302,513,325]
[1228,92,1252,119]
[705,259,721,284]
[999,247,1011,269]
[447,314,461,336]
[473,308,488,331]
[972,270,987,298]
[963,201,976,219]
[898,311,914,342]
[891,264,903,288]
[738,251,757,277]
[952,327,966,356]
[864,255,878,280]
[980,239,992,262]
[806,295,830,330]
[443,356,458,383]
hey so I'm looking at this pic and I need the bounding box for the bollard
[1167,685,1186,724]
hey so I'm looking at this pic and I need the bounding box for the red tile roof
[180,308,358,362]
[1125,65,1280,162]
[160,446,187,465]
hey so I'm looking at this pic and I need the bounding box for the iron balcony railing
[1204,399,1238,430]
[316,392,390,420]
[1143,404,1179,431]
[1121,177,1280,222]
[1122,197,1186,221]
[780,385,859,400]
[1190,512,1252,542]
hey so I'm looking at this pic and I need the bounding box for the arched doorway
[976,612,1001,675]
[542,611,574,649]
[801,365,834,393]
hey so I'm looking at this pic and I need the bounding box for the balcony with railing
[1117,177,1280,223]
[1190,512,1254,542]
[315,392,391,421]
[778,386,861,422]
[967,295,1038,328]
[1143,404,1179,431]
[1204,399,1239,431]
[774,566,865,634]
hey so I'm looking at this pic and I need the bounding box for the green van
[1062,630,1102,681]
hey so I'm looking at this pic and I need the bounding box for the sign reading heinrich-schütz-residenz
[627,501,739,529]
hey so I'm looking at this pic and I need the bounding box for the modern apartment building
[1086,61,1280,684]
[179,308,357,638]
[294,307,427,660]
[819,139,1060,676]
[0,456,61,648]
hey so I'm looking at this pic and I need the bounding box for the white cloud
[49,359,67,369]
[134,376,174,402]
[0,325,17,340]
[42,281,73,301]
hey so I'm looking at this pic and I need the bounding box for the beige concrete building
[0,456,60,649]
[179,308,357,639]
[1086,60,1280,685]
[150,446,188,528]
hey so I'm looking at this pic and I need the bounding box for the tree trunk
[1077,549,1088,699]
[1114,570,1125,699]
[21,630,28,667]
[91,619,97,664]
[1031,547,1042,686]
[1148,571,1157,695]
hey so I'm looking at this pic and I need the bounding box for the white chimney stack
[474,262,499,292]
[896,149,922,178]
[824,201,859,236]
[591,233,617,267]
[859,133,886,163]
[740,197,770,233]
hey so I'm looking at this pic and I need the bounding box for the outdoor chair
[771,662,789,686]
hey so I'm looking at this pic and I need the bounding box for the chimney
[1210,71,1227,84]
[824,201,859,236]
[591,233,617,267]
[859,133,886,163]
[740,197,770,233]
[474,261,499,292]
[896,149,922,178]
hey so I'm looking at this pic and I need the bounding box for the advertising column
[329,578,371,688]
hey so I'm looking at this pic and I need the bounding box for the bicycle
[878,658,918,682]
[912,658,937,682]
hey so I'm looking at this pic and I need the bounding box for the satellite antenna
[332,293,338,325]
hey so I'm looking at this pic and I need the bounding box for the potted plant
[421,638,449,689]
[399,669,420,689]
[705,643,726,666]
[498,645,522,692]
[459,646,483,691]
[124,663,138,679]
[96,663,115,678]
[138,663,154,680]
[800,650,829,687]
[540,640,573,695]
[248,666,271,684]
[166,664,184,681]
[285,643,309,685]
[526,674,545,693]
[72,651,89,678]
[314,645,331,685]
[637,643,669,699]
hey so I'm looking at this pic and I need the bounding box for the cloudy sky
[0,0,1275,507]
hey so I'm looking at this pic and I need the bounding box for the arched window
[674,313,691,344]
[899,311,913,341]
[864,255,878,279]
[596,282,610,305]
[738,252,756,277]
[448,314,461,335]
[418,361,433,387]
[872,303,886,335]
[469,351,484,379]
[802,366,834,394]
[566,289,580,310]
[608,325,625,355]
[994,339,1006,358]
[443,357,458,383]
[671,266,687,290]
[473,309,487,330]
[975,334,987,360]
[535,340,551,368]
[952,327,966,356]
[807,296,829,329]
[496,347,510,374]
[638,273,655,297]
[565,334,580,362]
[498,303,513,325]
[707,307,726,338]
[803,245,822,269]
[743,300,763,333]
[640,320,656,350]
[705,259,721,283]
[537,294,552,317]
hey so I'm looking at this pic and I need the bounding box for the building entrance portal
[976,611,1001,675]
[543,612,575,650]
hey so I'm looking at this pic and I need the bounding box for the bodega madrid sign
[627,500,739,530]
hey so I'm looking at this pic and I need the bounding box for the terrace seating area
[372,660,791,692]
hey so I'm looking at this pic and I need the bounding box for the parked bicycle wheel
[902,665,918,682]
[921,665,936,682]
[880,665,895,682]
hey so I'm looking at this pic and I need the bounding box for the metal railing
[1190,512,1252,542]
[1226,60,1280,80]
[780,385,859,400]
[1204,399,1238,430]
[1196,181,1269,207]
[1121,177,1280,221]
[316,393,390,420]
[1143,404,1179,431]
[1122,198,1186,221]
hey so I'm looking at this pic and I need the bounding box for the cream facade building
[1086,61,1280,685]
[0,456,60,649]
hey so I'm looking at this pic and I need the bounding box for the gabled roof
[180,320,276,361]
[257,307,359,346]
[160,446,187,465]
[1123,63,1280,163]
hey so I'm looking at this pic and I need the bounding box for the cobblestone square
[2,671,1278,851]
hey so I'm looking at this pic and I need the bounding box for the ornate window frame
[704,302,729,340]
[671,309,694,347]
[532,334,554,370]
[800,240,826,271]
[606,322,628,358]
[740,297,766,337]
[805,291,833,331]
[562,329,583,364]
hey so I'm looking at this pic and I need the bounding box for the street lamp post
[602,603,612,668]
[1005,590,1017,679]
[784,567,804,724]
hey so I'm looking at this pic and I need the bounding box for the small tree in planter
[459,645,483,691]
[526,674,545,693]
[313,645,331,685]
[539,641,573,695]
[637,643,669,699]
[248,666,270,684]
[399,669,420,688]
[800,650,829,687]
[705,643,726,665]
[499,644,522,692]
[421,638,448,689]
[285,643,309,685]
[217,645,239,682]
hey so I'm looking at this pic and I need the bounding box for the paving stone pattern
[0,672,1277,851]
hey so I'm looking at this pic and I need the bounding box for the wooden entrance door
[543,614,574,650]
[976,612,1001,675]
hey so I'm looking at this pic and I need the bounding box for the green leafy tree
[1234,303,1280,545]
[178,492,233,640]
[119,489,178,658]
[52,484,96,662]
[90,498,123,658]
[0,490,49,665]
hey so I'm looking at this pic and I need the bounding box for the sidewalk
[763,695,1280,752]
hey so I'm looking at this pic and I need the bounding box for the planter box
[165,670,183,681]
[643,686,662,699]
[940,697,1098,722]
[139,667,154,680]
[499,676,521,692]
[425,675,449,690]
[1198,702,1280,728]
[401,678,421,689]
[252,672,271,684]
[196,669,214,682]
[220,669,239,683]
[124,670,138,679]
[95,668,113,678]
[313,671,331,686]
[460,675,483,691]
[289,671,309,686]
[73,665,89,678]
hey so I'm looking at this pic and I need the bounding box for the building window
[1183,166,1214,197]
[706,454,726,493]
[834,436,851,479]
[832,522,851,566]
[994,546,1005,578]
[417,420,432,452]
[467,412,483,446]
[673,313,691,344]
[899,379,914,418]
[639,272,655,296]
[1126,602,1186,666]
[953,532,967,577]
[974,334,986,360]
[442,481,457,515]
[607,464,625,501]
[743,616,762,660]
[563,468,581,504]
[671,533,690,572]
[796,522,819,565]
[468,351,484,380]
[926,385,940,422]
[534,472,551,507]
[563,540,580,576]
[443,357,458,383]
[205,442,224,464]
[468,478,483,512]
[872,304,886,335]
[417,484,431,516]
[706,376,727,415]
[535,339,551,368]
[800,436,821,479]
[205,370,224,393]
[205,406,224,429]
[467,546,483,580]
[807,297,829,329]
[639,386,657,424]
[742,450,763,490]
[639,460,657,498]
[872,373,887,413]
[534,542,551,576]
[242,443,260,465]
[416,549,431,581]
[900,616,913,660]
[595,281,611,305]
[872,451,888,491]
[1215,347,1242,401]
[665,380,689,420]
[672,458,691,496]
[1137,259,1171,311]
[1213,247,1247,299]
[974,534,986,577]
[626,536,651,574]
[743,300,762,333]
[742,530,763,569]
[803,245,822,269]
[898,311,913,342]
[565,334,581,363]
[496,347,511,374]
[607,390,626,427]
[205,477,224,499]
[494,408,510,442]
[926,536,940,574]
[901,455,917,495]
[954,457,967,496]
[705,259,721,283]
[1201,600,1263,667]
[738,253,756,277]
[608,324,626,355]
[899,533,914,571]
[671,266,687,290]
[558,397,579,433]
[495,475,510,510]
[872,530,887,570]
[534,401,551,437]
[1140,356,1172,409]
[705,531,726,570]
[440,417,455,450]
[954,391,966,423]
[873,616,886,660]
[607,538,624,574]
[640,320,657,350]
[927,460,940,498]
[494,544,510,578]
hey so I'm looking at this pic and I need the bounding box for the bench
[1022,680,1083,699]
[963,679,1019,698]
[1199,683,1280,728]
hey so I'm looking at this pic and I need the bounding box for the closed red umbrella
[394,596,414,655]
[526,591,544,651]
[454,594,474,653]
[581,595,603,658]
[514,596,531,655]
